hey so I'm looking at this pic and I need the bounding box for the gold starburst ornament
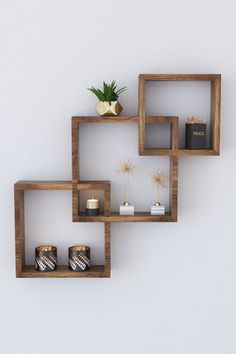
[116,160,136,205]
[151,170,168,206]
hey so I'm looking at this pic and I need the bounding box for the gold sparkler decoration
[116,160,136,205]
[186,116,206,124]
[151,170,167,206]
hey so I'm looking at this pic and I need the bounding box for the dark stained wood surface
[73,212,175,222]
[15,189,25,277]
[139,74,221,81]
[169,157,178,221]
[19,265,109,278]
[15,181,73,190]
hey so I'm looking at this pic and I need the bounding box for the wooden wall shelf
[20,265,107,278]
[73,212,174,223]
[14,181,110,278]
[72,115,220,157]
[14,73,221,278]
[139,148,219,157]
[138,74,221,156]
[72,117,178,222]
[72,157,178,223]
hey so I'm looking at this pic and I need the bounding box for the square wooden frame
[138,74,221,156]
[14,181,111,278]
[139,115,179,156]
[72,117,178,222]
[72,180,111,222]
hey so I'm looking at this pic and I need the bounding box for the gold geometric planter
[96,101,123,117]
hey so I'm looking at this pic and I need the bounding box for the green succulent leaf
[88,80,126,103]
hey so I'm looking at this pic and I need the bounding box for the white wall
[0,1,236,353]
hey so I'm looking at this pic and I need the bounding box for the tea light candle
[86,198,100,216]
[68,245,91,272]
[35,245,57,272]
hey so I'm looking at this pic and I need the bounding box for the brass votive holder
[68,246,91,272]
[35,245,57,272]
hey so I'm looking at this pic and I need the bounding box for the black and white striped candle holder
[68,246,91,272]
[35,246,57,272]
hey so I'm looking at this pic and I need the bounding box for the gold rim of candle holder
[36,245,57,252]
[69,245,90,252]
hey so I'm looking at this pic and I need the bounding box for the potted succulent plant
[88,80,126,116]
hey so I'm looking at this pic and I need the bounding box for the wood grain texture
[77,181,110,190]
[169,157,178,221]
[73,212,175,222]
[72,116,139,124]
[15,189,25,277]
[72,116,179,124]
[72,119,80,217]
[139,74,221,81]
[210,76,221,154]
[72,118,79,184]
[72,190,79,221]
[15,181,114,191]
[18,265,108,278]
[139,149,218,156]
[104,185,111,216]
[172,117,179,150]
[104,222,111,276]
[15,181,73,190]
[138,77,145,153]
